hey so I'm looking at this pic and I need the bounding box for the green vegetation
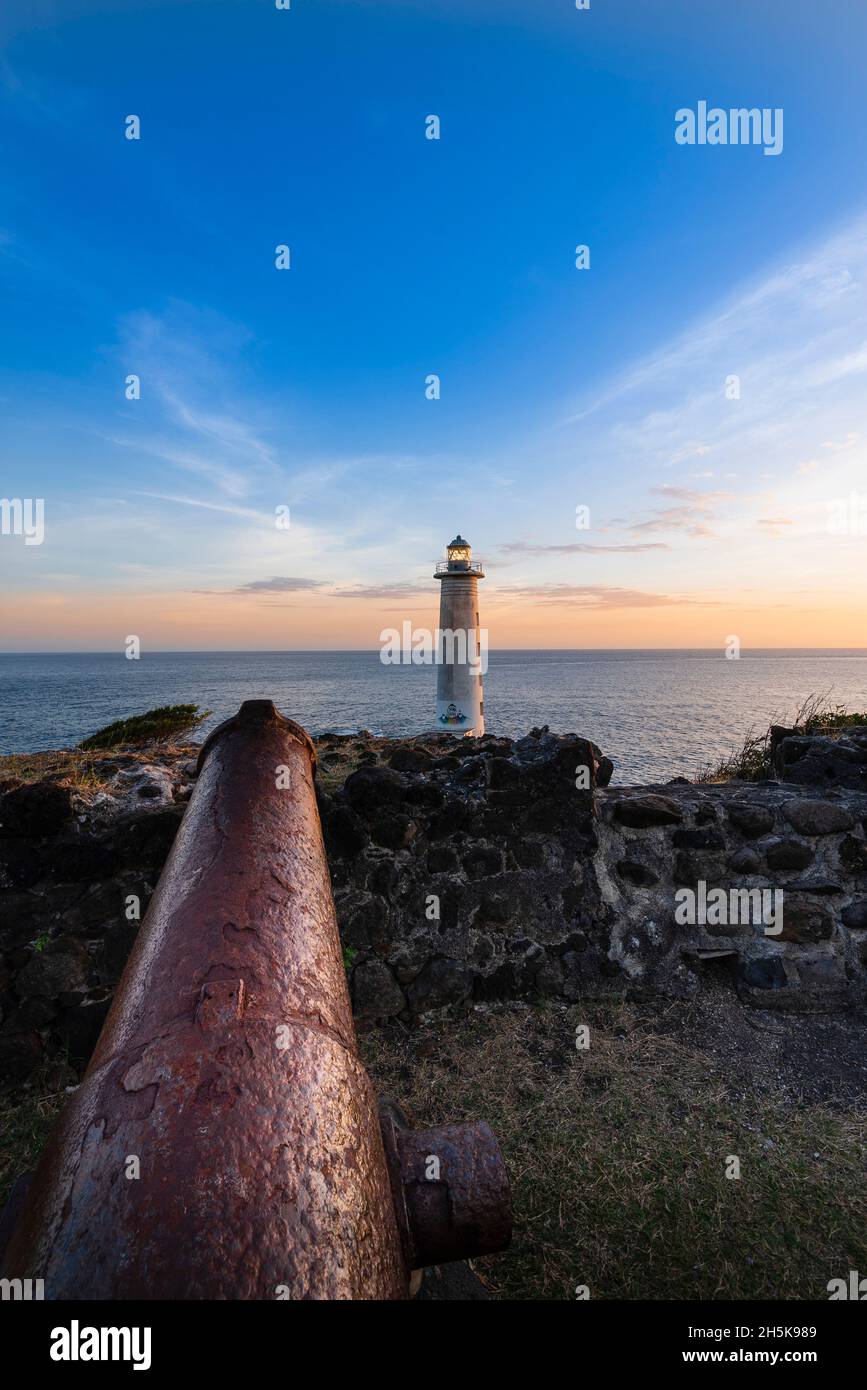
[696,692,867,784]
[362,1002,867,1300]
[342,945,358,971]
[0,1058,76,1214]
[78,704,211,751]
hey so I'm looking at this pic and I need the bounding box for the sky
[1,0,866,652]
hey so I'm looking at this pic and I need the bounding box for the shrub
[78,704,210,751]
[696,692,867,783]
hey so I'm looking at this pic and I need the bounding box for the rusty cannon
[1,700,511,1299]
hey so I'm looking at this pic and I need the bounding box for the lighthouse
[434,534,486,736]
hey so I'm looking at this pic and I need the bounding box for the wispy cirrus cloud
[491,584,722,610]
[625,485,733,539]
[232,576,326,594]
[113,303,279,501]
[129,492,274,522]
[331,583,432,600]
[499,540,669,556]
[557,214,867,579]
[562,214,867,431]
[220,576,434,603]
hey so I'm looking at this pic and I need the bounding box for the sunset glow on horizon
[1,0,866,653]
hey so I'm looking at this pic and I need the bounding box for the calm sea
[1,650,866,785]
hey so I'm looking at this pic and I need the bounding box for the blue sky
[1,0,866,649]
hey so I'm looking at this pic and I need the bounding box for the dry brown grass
[0,742,199,796]
[312,739,376,793]
[0,749,110,793]
[0,735,371,797]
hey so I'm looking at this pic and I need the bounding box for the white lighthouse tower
[434,534,486,736]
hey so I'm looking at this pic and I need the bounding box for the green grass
[0,1063,74,1211]
[78,704,211,751]
[361,1002,867,1300]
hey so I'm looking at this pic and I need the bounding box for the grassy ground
[361,999,867,1300]
[3,997,865,1299]
[0,742,198,795]
[0,1058,75,1215]
[0,731,404,797]
[0,704,209,792]
[0,748,116,793]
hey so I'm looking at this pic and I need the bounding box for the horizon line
[2,647,867,657]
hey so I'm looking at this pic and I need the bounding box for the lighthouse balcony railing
[435,560,484,575]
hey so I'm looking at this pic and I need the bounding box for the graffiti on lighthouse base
[439,702,468,727]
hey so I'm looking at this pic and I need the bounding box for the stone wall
[322,731,867,1022]
[1,727,866,1084]
[319,729,605,1020]
[0,754,191,1080]
[596,782,867,1010]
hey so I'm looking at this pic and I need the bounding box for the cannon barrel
[1,701,511,1299]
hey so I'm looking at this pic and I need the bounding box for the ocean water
[1,650,866,785]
